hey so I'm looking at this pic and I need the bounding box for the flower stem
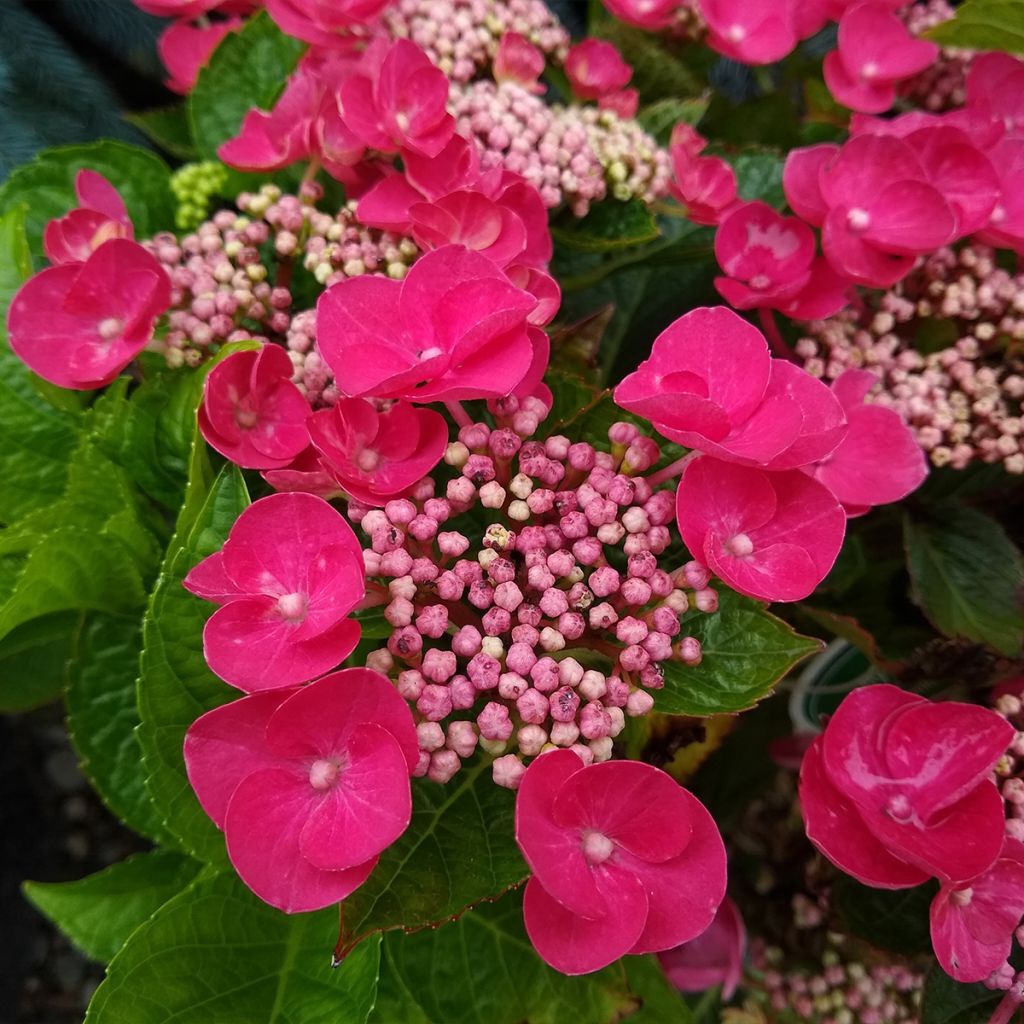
[988,986,1024,1024]
[445,400,473,428]
[758,307,796,361]
[646,451,696,488]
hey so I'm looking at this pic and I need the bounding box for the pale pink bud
[679,636,703,665]
[518,724,548,756]
[681,561,712,589]
[627,689,655,716]
[365,648,394,674]
[695,588,719,613]
[388,625,422,658]
[478,701,514,741]
[468,652,501,690]
[422,648,457,683]
[589,602,618,629]
[449,674,476,710]
[589,566,621,597]
[447,720,478,758]
[416,604,449,638]
[550,686,581,723]
[428,749,460,783]
[530,656,560,692]
[397,669,425,701]
[539,627,565,652]
[492,753,527,789]
[417,721,445,751]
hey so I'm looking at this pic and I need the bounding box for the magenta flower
[7,238,170,390]
[930,840,1024,983]
[308,398,448,505]
[316,245,543,403]
[515,749,727,975]
[184,668,419,912]
[133,0,244,16]
[598,88,639,119]
[43,170,133,266]
[676,456,846,602]
[668,125,738,227]
[265,0,391,47]
[564,40,632,101]
[824,2,939,114]
[657,897,746,1000]
[807,369,927,515]
[184,492,365,691]
[158,18,241,95]
[800,685,1014,886]
[601,0,678,30]
[614,307,845,470]
[409,190,531,269]
[700,0,799,65]
[198,345,311,471]
[340,39,455,158]
[494,32,545,92]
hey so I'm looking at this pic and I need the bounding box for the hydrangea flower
[43,170,133,266]
[514,749,727,974]
[184,492,366,690]
[158,18,241,94]
[668,125,738,227]
[658,897,746,999]
[494,31,546,91]
[564,39,632,101]
[265,0,391,46]
[7,238,171,390]
[184,668,419,912]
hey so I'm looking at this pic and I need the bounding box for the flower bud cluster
[354,415,713,788]
[795,244,1024,473]
[993,686,1024,849]
[450,80,671,215]
[170,160,230,231]
[386,0,569,82]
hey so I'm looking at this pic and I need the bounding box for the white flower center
[725,533,754,558]
[309,758,340,791]
[277,592,308,623]
[581,829,614,865]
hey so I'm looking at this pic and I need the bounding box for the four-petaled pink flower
[184,668,419,912]
[340,39,455,158]
[43,170,133,267]
[668,125,738,227]
[657,896,746,1000]
[265,0,392,47]
[515,749,727,975]
[930,839,1024,983]
[7,238,170,390]
[699,0,804,66]
[601,0,678,30]
[564,40,632,101]
[308,398,448,505]
[184,492,365,690]
[316,244,543,402]
[676,456,846,602]
[198,345,311,470]
[158,18,241,95]
[800,684,1014,887]
[824,2,939,114]
[807,369,927,516]
[494,32,545,92]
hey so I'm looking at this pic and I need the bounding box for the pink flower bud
[678,637,703,665]
[408,514,439,541]
[589,566,621,597]
[550,686,581,723]
[397,669,426,701]
[492,753,527,789]
[468,652,501,690]
[506,641,538,675]
[605,675,630,707]
[494,581,525,611]
[413,749,431,777]
[695,588,719,613]
[450,673,475,708]
[417,721,445,751]
[498,671,529,701]
[422,648,457,683]
[416,604,449,639]
[681,561,712,590]
[518,724,548,756]
[459,422,490,449]
[530,657,560,693]
[417,683,453,720]
[627,689,656,717]
[616,616,649,645]
[447,720,478,758]
[517,688,550,725]
[478,701,514,740]
[428,749,460,783]
[518,603,542,627]
[468,579,495,610]
[558,612,586,640]
[649,569,674,597]
[388,625,423,658]
[579,670,607,701]
[438,531,470,557]
[580,701,613,740]
[424,498,450,522]
[539,627,565,652]
[620,577,653,606]
[550,720,581,746]
[436,570,465,601]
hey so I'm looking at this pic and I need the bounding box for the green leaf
[67,614,170,842]
[190,12,305,160]
[833,877,936,955]
[125,105,198,161]
[24,850,201,963]
[638,97,709,147]
[623,956,694,1023]
[926,0,1024,53]
[656,589,823,716]
[544,370,604,434]
[904,503,1024,657]
[700,92,802,149]
[0,206,82,525]
[370,889,633,1024]
[551,199,660,253]
[84,871,381,1024]
[0,141,175,267]
[340,758,526,945]
[920,966,1003,1024]
[0,611,78,712]
[137,457,250,862]
[732,151,786,208]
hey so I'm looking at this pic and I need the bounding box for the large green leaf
[656,589,823,716]
[0,141,174,267]
[340,758,526,946]
[0,611,78,712]
[926,0,1024,52]
[920,967,1004,1024]
[24,850,201,963]
[137,455,250,863]
[84,871,381,1024]
[0,206,82,525]
[67,614,169,842]
[833,877,936,956]
[190,12,305,160]
[623,956,694,1023]
[904,503,1024,657]
[370,889,634,1024]
[551,200,660,253]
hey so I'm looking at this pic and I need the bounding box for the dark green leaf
[623,956,694,1023]
[732,151,786,208]
[0,141,174,266]
[638,97,709,147]
[656,589,823,716]
[340,758,526,945]
[547,305,614,378]
[370,889,634,1024]
[552,200,660,253]
[0,611,78,712]
[125,105,198,161]
[833,877,937,955]
[700,92,802,149]
[84,871,381,1024]
[926,0,1024,53]
[137,455,250,863]
[67,614,169,842]
[190,13,305,160]
[904,504,1024,657]
[352,606,392,641]
[24,850,201,963]
[544,370,603,434]
[920,966,1003,1024]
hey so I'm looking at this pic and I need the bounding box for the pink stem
[445,400,473,429]
[989,985,1024,1024]
[646,451,696,488]
[758,307,796,361]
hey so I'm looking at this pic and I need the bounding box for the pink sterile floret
[199,345,311,470]
[515,749,727,975]
[676,455,846,603]
[184,492,366,690]
[564,39,632,101]
[307,397,448,505]
[614,306,846,470]
[316,244,544,402]
[799,684,1014,887]
[601,0,678,30]
[668,125,738,227]
[699,0,800,66]
[494,32,545,92]
[807,369,927,515]
[657,896,746,1000]
[7,238,170,390]
[158,18,241,95]
[265,0,392,47]
[824,2,939,114]
[930,839,1024,983]
[183,667,418,912]
[340,39,455,158]
[43,170,133,266]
